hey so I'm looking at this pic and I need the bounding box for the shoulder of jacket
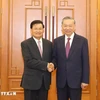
[21,37,32,44]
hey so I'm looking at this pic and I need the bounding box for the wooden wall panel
[97,0,100,99]
[1,0,9,92]
[90,0,97,100]
[0,1,1,51]
[0,1,2,100]
[1,0,97,100]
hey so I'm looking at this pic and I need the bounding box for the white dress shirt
[65,33,75,48]
[33,37,43,52]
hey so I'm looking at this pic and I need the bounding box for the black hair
[30,20,44,29]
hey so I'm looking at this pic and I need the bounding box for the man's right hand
[47,63,54,72]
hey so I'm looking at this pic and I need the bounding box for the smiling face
[62,19,76,37]
[31,23,44,40]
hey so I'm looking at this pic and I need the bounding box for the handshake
[47,63,54,72]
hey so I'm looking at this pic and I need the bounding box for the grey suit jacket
[20,37,52,90]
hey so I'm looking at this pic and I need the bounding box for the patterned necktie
[38,40,42,57]
[66,38,70,58]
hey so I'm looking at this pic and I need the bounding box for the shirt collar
[65,32,75,40]
[33,36,42,43]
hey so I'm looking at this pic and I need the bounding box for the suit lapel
[60,35,67,59]
[68,34,79,58]
[30,37,42,59]
[42,39,46,59]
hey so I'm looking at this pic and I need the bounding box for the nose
[66,26,70,29]
[36,29,40,32]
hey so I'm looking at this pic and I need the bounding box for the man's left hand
[81,83,88,89]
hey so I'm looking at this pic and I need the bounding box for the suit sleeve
[82,39,90,84]
[21,42,47,71]
[52,40,58,69]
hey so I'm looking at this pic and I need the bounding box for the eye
[39,28,43,30]
[34,28,37,30]
[63,25,67,27]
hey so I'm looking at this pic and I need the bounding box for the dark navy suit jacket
[53,33,89,88]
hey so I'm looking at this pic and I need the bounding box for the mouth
[36,32,42,34]
[64,30,71,33]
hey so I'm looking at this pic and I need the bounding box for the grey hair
[62,16,76,24]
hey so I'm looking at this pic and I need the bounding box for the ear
[74,24,76,29]
[43,28,44,33]
[61,25,63,31]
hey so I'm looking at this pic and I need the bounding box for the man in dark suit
[52,16,89,100]
[20,20,54,100]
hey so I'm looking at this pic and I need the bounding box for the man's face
[31,23,44,40]
[62,19,76,36]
